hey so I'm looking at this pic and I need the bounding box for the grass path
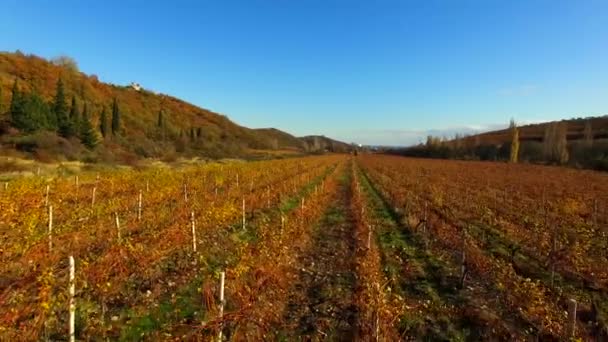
[282,164,358,340]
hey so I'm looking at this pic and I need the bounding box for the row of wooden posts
[59,254,227,342]
[358,173,581,339]
[42,174,298,341]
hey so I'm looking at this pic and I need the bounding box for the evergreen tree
[111,98,120,135]
[69,96,81,135]
[197,127,202,138]
[157,110,164,128]
[53,78,72,137]
[11,91,50,132]
[190,127,195,141]
[99,107,108,137]
[45,98,58,129]
[79,102,88,139]
[80,103,98,149]
[9,79,21,115]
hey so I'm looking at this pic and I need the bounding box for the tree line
[392,119,608,171]
[4,78,123,149]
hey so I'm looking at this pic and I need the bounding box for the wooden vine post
[137,190,143,221]
[367,225,372,250]
[567,298,577,338]
[91,187,97,207]
[68,255,75,342]
[242,197,246,230]
[48,205,53,253]
[115,212,121,241]
[218,271,226,341]
[281,214,285,233]
[191,211,197,252]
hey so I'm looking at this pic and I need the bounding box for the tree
[11,91,50,132]
[78,102,88,139]
[69,96,80,136]
[509,119,519,163]
[9,79,21,115]
[157,110,164,128]
[53,78,73,137]
[583,120,593,147]
[556,122,569,164]
[190,127,195,141]
[80,103,98,149]
[543,122,569,164]
[111,98,120,135]
[99,107,108,138]
[51,55,79,73]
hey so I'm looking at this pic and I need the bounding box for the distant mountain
[299,135,352,153]
[0,51,349,163]
[252,128,306,151]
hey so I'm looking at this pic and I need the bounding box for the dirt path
[282,166,358,340]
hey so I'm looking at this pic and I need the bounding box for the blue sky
[2,1,607,145]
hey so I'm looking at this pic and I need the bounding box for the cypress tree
[69,95,80,135]
[190,127,195,141]
[157,110,164,128]
[99,107,108,137]
[53,78,72,137]
[197,127,202,138]
[80,103,98,149]
[9,79,21,115]
[111,98,120,135]
[79,102,88,139]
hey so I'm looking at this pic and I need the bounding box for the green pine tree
[45,97,58,129]
[79,102,88,139]
[69,96,81,135]
[80,103,98,149]
[99,107,108,138]
[9,79,21,115]
[11,90,50,132]
[53,78,73,137]
[111,98,120,135]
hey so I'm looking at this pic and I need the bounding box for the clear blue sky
[2,1,607,145]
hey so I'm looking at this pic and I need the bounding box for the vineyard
[1,154,607,340]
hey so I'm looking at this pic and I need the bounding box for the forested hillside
[0,51,347,164]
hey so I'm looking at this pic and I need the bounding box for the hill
[0,51,349,163]
[464,116,608,146]
[252,128,306,151]
[390,116,608,171]
[299,135,352,153]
